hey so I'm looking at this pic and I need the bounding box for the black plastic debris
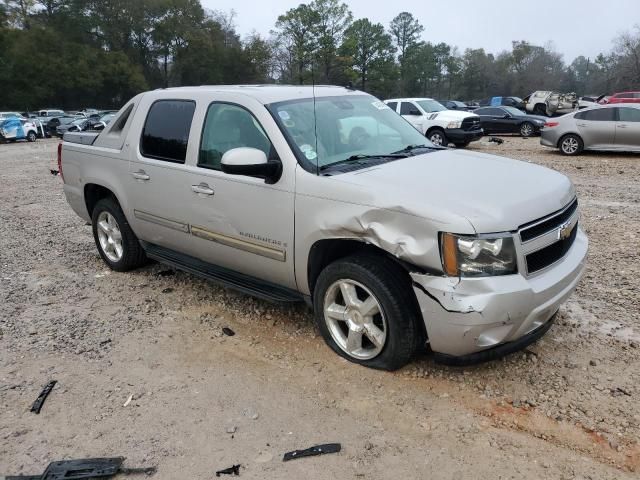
[283,443,341,462]
[4,457,156,479]
[488,137,504,145]
[30,380,56,414]
[161,288,174,294]
[50,169,59,176]
[215,464,240,477]
[222,327,235,337]
[156,270,175,277]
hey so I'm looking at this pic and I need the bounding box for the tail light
[544,122,559,128]
[57,142,64,182]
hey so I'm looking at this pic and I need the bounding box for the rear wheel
[559,134,583,156]
[313,254,421,370]
[427,129,448,147]
[91,197,147,271]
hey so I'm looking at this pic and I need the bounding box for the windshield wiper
[319,153,408,171]
[392,144,443,154]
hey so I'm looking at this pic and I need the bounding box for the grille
[462,117,481,131]
[525,221,578,273]
[520,199,578,242]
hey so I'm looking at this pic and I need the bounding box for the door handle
[577,123,587,127]
[191,183,214,196]
[618,124,628,128]
[131,170,150,181]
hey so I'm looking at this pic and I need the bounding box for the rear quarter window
[141,100,196,163]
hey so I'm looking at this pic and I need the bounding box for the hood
[429,110,477,121]
[334,149,575,233]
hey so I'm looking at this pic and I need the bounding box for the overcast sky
[201,0,638,62]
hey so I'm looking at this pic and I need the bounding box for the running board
[143,242,303,304]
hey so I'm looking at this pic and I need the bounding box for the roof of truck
[151,85,367,104]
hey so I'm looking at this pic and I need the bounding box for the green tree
[310,0,352,82]
[389,11,423,94]
[274,4,319,84]
[341,18,395,93]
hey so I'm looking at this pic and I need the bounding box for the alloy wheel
[96,211,124,262]
[561,137,579,155]
[323,279,387,360]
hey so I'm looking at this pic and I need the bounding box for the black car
[438,100,475,112]
[46,116,76,135]
[473,106,547,137]
[478,96,525,110]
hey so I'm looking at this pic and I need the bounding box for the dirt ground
[1,136,639,479]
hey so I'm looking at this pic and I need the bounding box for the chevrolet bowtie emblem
[559,221,575,240]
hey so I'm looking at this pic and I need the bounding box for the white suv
[385,98,483,148]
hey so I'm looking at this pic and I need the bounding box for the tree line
[1,0,639,110]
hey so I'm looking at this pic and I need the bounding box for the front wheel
[27,131,37,142]
[427,129,448,147]
[313,254,421,370]
[91,197,147,271]
[559,134,584,156]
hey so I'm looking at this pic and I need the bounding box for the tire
[427,128,448,147]
[519,122,534,137]
[91,197,147,272]
[534,104,547,116]
[27,131,37,142]
[454,141,471,148]
[313,253,422,370]
[558,134,584,156]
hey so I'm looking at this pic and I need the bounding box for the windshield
[269,95,431,171]
[72,119,85,126]
[59,117,76,125]
[100,114,115,124]
[416,99,447,113]
[503,106,524,116]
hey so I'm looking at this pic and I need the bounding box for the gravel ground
[1,137,638,478]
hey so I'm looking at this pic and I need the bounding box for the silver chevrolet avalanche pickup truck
[59,85,588,370]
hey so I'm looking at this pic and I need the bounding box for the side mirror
[221,147,282,184]
[503,113,511,119]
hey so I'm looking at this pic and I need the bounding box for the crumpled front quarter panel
[294,166,474,295]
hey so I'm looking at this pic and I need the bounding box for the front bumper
[445,128,483,144]
[411,227,588,360]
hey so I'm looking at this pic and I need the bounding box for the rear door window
[386,101,398,112]
[141,100,196,163]
[581,108,615,121]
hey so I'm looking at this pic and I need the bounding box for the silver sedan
[540,103,640,155]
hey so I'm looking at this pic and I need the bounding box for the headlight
[440,232,517,277]
[446,121,462,129]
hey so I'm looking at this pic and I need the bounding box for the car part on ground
[3,457,156,479]
[540,103,640,155]
[60,85,587,370]
[283,443,342,462]
[29,380,57,414]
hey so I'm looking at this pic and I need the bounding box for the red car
[601,91,640,104]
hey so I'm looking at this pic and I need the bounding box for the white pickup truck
[384,98,483,147]
[59,85,587,370]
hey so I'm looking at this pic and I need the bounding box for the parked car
[385,98,483,147]
[0,111,24,121]
[541,103,640,155]
[59,85,587,370]
[438,100,475,112]
[601,91,640,104]
[0,117,38,142]
[479,96,525,110]
[474,106,547,137]
[524,91,578,117]
[47,116,76,135]
[56,118,91,137]
[92,113,116,131]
